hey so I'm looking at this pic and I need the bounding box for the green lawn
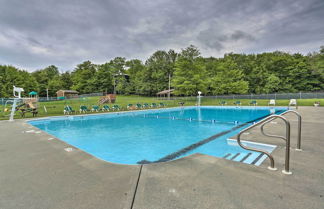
[0,95,323,120]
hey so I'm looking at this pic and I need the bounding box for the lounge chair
[102,105,110,111]
[91,105,100,112]
[268,99,276,106]
[112,105,120,111]
[136,104,142,109]
[64,106,70,115]
[80,105,90,113]
[143,103,149,108]
[151,103,157,108]
[64,105,75,115]
[219,101,227,106]
[250,100,257,106]
[159,103,166,107]
[178,102,185,106]
[233,101,241,106]
[289,99,297,107]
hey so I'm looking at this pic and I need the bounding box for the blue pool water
[29,106,287,165]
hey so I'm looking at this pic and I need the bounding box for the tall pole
[46,88,49,101]
[168,73,171,100]
[113,76,116,94]
[197,91,202,106]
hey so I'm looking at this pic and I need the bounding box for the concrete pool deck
[0,107,323,209]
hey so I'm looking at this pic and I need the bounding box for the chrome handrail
[260,110,302,151]
[237,115,292,175]
[281,110,302,151]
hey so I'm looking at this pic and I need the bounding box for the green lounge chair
[143,103,149,108]
[234,101,241,106]
[151,103,157,108]
[219,101,227,106]
[80,105,90,113]
[136,104,142,109]
[102,105,110,111]
[64,106,69,114]
[112,105,120,111]
[91,105,100,112]
[64,105,75,115]
[159,103,166,107]
[250,100,257,106]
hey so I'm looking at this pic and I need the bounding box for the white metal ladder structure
[236,110,302,175]
[9,86,24,121]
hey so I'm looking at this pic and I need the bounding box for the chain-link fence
[1,91,324,106]
[169,92,324,101]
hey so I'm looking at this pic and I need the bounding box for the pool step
[240,153,252,162]
[251,153,265,165]
[223,152,264,165]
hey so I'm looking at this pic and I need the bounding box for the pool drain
[64,147,73,152]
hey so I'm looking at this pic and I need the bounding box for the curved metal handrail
[237,115,292,175]
[261,123,286,141]
[281,110,302,150]
[261,110,302,150]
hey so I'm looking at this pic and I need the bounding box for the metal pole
[9,99,17,121]
[46,88,49,101]
[168,73,171,100]
[197,91,202,106]
[113,77,116,94]
[297,116,302,150]
[282,120,292,174]
[281,110,302,150]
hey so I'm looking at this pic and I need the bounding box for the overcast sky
[0,0,323,72]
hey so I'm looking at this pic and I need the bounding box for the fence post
[299,92,302,99]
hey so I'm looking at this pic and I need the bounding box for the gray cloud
[197,28,255,51]
[0,0,323,71]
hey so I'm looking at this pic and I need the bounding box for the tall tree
[172,46,208,95]
[31,65,59,96]
[60,71,73,90]
[125,59,146,94]
[143,50,177,95]
[71,61,97,94]
[208,57,249,94]
[0,65,38,97]
[95,63,114,94]
[109,57,127,94]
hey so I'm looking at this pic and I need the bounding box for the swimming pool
[28,106,287,165]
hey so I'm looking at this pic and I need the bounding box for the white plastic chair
[289,99,297,106]
[268,99,276,106]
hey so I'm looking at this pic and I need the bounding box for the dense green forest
[0,45,323,98]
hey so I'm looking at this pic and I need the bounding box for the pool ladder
[236,110,302,175]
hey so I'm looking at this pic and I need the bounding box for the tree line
[0,45,323,98]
